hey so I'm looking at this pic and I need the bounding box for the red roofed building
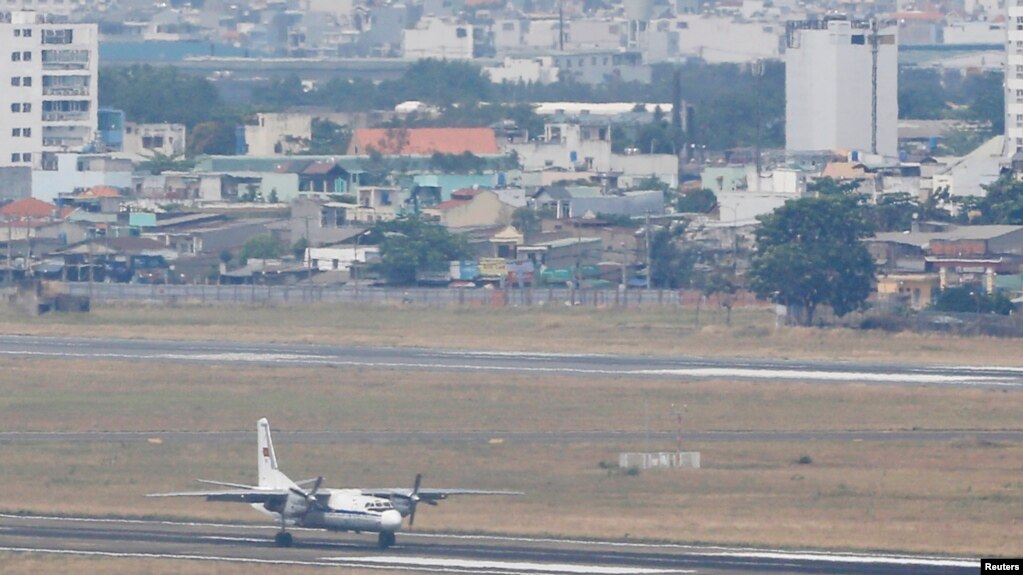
[348,128,500,156]
[0,198,58,220]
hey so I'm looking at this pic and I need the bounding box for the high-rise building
[0,11,98,170]
[1006,0,1023,158]
[785,17,898,158]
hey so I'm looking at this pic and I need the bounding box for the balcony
[41,61,88,71]
[42,86,89,96]
[43,137,86,148]
[42,111,89,122]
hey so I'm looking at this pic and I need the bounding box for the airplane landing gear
[377,531,396,549]
[275,531,293,547]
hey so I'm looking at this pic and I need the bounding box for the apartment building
[0,11,98,170]
[785,17,898,158]
[1007,0,1023,158]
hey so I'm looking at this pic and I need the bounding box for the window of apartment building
[22,51,31,61]
[21,153,30,162]
[13,29,20,37]
[10,154,18,163]
[22,29,31,37]
[10,103,20,112]
[11,128,20,137]
[42,29,73,44]
[22,76,31,86]
[11,76,19,86]
[22,103,30,112]
[23,128,30,137]
[11,51,20,61]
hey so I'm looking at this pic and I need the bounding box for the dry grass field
[1,301,1022,365]
[0,357,1020,557]
[2,358,1022,433]
[1,438,1019,556]
[1,301,1021,566]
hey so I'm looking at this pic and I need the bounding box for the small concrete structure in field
[619,451,700,470]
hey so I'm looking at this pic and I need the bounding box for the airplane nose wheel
[377,531,396,549]
[275,532,294,547]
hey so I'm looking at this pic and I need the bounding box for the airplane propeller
[394,473,427,527]
[291,476,326,524]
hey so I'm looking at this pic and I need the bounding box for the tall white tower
[1006,0,1023,158]
[785,17,898,158]
[0,11,98,170]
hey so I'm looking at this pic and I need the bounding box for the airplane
[148,418,521,549]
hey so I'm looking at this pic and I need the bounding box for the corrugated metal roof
[871,225,1023,247]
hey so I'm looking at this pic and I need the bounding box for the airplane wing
[361,488,523,503]
[146,488,290,504]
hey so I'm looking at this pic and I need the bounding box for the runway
[1,334,1022,388]
[0,514,976,574]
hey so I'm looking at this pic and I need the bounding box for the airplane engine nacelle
[390,497,413,516]
[281,492,310,518]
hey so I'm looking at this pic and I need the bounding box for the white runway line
[323,555,687,574]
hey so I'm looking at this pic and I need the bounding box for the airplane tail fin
[257,418,292,489]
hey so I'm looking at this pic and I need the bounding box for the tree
[373,217,471,285]
[239,235,284,265]
[675,188,717,213]
[291,237,309,260]
[648,224,697,289]
[702,268,738,325]
[306,119,352,154]
[807,177,861,197]
[749,196,875,326]
[188,121,237,156]
[870,192,918,232]
[511,207,542,233]
[931,285,1013,316]
[137,151,195,175]
[969,176,1023,224]
[99,65,223,127]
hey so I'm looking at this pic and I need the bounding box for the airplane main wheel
[377,531,395,549]
[275,532,293,547]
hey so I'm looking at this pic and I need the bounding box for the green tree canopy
[99,65,223,127]
[240,235,284,264]
[675,188,717,213]
[749,195,876,325]
[306,118,352,154]
[807,177,861,197]
[372,217,471,285]
[648,224,697,288]
[187,121,237,156]
[931,285,1013,316]
[511,207,543,233]
[968,176,1023,224]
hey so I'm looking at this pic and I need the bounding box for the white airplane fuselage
[253,488,403,533]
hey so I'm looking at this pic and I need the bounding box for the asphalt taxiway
[0,514,977,575]
[1,334,1022,388]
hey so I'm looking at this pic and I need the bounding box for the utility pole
[753,59,764,189]
[6,219,12,287]
[870,19,879,155]
[558,2,565,52]
[644,211,652,290]
[303,215,312,282]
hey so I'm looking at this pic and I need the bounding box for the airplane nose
[381,509,402,532]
